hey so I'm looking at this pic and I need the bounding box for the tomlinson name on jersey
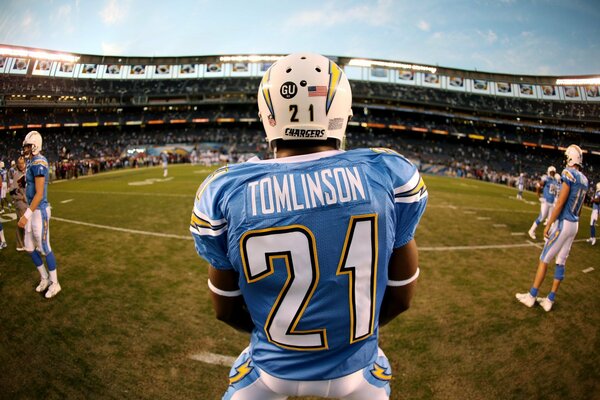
[247,166,368,217]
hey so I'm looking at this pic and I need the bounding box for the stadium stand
[1,46,599,200]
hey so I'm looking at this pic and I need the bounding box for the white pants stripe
[540,219,578,265]
[24,207,52,255]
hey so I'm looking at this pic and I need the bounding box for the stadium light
[0,47,80,63]
[348,58,437,74]
[555,77,600,86]
[219,55,284,63]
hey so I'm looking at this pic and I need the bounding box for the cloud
[101,41,126,55]
[417,20,430,32]
[22,11,33,29]
[477,29,498,44]
[51,4,76,34]
[287,0,394,28]
[100,0,128,25]
[56,4,72,20]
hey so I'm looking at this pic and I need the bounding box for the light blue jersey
[593,189,600,212]
[26,155,49,209]
[191,148,427,381]
[0,168,6,183]
[559,167,588,222]
[541,175,558,203]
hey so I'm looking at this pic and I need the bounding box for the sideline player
[528,166,558,239]
[0,161,7,211]
[516,145,588,312]
[161,151,168,177]
[10,156,28,251]
[18,131,61,298]
[516,173,525,200]
[587,182,600,245]
[0,220,6,249]
[190,53,427,400]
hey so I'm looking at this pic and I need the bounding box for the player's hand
[543,224,551,239]
[18,216,28,228]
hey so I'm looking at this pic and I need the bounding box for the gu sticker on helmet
[280,81,297,99]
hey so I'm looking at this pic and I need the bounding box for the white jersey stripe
[393,170,420,195]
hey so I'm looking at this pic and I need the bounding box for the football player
[516,173,525,200]
[587,182,600,245]
[190,53,428,399]
[516,145,588,312]
[161,151,168,177]
[0,220,6,249]
[0,161,7,211]
[528,166,558,239]
[18,131,61,298]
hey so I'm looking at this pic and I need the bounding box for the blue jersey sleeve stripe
[393,170,420,195]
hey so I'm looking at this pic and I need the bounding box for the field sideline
[0,164,598,400]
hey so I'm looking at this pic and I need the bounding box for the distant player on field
[0,161,7,211]
[587,182,600,245]
[0,220,6,249]
[190,53,428,399]
[516,145,588,312]
[18,131,61,298]
[161,151,168,177]
[528,166,558,239]
[517,173,524,200]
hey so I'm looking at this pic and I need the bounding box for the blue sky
[0,0,598,76]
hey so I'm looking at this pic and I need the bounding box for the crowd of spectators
[2,75,599,123]
[2,74,599,203]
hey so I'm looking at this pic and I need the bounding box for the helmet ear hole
[315,67,321,72]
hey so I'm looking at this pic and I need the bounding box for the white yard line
[428,205,538,214]
[60,199,74,204]
[50,217,591,252]
[0,213,17,223]
[582,268,594,273]
[477,217,491,220]
[52,190,191,198]
[511,232,526,236]
[493,224,507,228]
[419,239,589,252]
[52,217,192,240]
[189,352,236,367]
[526,240,543,249]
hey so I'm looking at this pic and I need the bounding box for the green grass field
[0,164,598,400]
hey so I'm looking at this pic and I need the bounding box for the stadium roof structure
[1,44,599,87]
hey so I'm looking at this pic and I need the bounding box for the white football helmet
[565,144,582,167]
[0,161,4,168]
[257,53,353,149]
[596,182,600,191]
[23,130,43,156]
[547,166,556,175]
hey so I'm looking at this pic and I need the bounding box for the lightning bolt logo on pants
[371,363,392,381]
[229,359,254,385]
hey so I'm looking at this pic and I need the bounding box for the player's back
[191,148,427,380]
[26,154,49,208]
[559,167,588,222]
[542,175,558,201]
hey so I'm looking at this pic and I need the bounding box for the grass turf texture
[0,165,598,400]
